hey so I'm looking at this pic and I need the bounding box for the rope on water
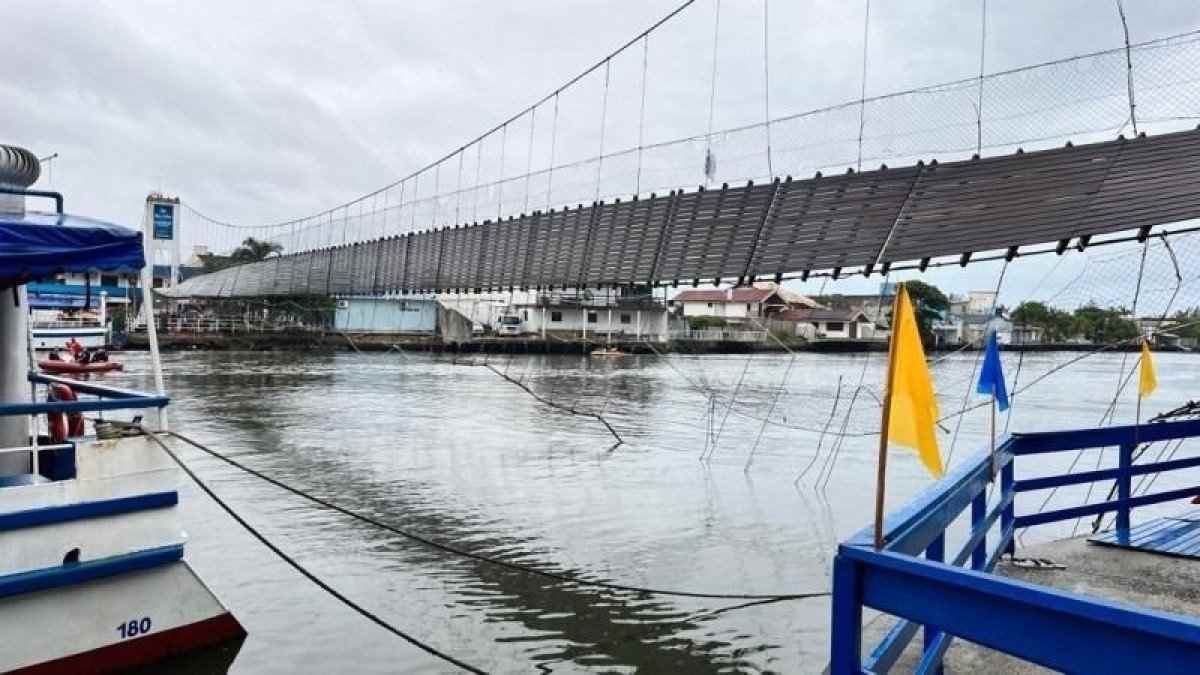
[133,425,488,674]
[158,429,830,602]
[482,363,623,446]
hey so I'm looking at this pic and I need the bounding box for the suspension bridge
[165,3,1200,302]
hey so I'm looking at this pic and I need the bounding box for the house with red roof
[670,283,819,325]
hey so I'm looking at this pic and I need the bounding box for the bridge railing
[830,418,1200,673]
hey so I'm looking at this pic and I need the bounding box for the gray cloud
[4,0,1199,304]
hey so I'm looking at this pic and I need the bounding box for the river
[97,348,1198,673]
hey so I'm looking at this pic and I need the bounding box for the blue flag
[977,330,1010,411]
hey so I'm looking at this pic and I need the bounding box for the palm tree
[230,237,283,263]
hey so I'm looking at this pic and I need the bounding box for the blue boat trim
[830,418,1200,673]
[0,544,184,600]
[0,491,177,533]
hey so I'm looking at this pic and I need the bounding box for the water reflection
[97,348,1191,672]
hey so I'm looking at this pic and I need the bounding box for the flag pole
[988,393,998,478]
[874,284,904,550]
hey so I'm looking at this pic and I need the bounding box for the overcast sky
[5,0,1200,306]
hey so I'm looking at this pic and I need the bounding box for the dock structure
[830,419,1200,673]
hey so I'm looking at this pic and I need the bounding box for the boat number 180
[116,617,152,639]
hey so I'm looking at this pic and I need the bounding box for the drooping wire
[944,259,1009,468]
[137,427,488,674]
[159,429,830,601]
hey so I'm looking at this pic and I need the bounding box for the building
[770,307,881,340]
[437,287,673,342]
[1010,323,1045,345]
[818,282,896,324]
[334,296,437,334]
[671,283,820,324]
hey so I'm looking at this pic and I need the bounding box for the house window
[587,312,598,323]
[826,321,845,331]
[746,303,752,311]
[707,302,713,308]
[620,313,632,324]
[522,310,528,321]
[551,311,562,322]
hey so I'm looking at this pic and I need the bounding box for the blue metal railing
[830,419,1200,673]
[0,373,168,418]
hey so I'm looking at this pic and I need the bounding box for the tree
[1072,304,1138,344]
[901,280,949,343]
[198,237,282,273]
[1011,300,1076,342]
[230,237,283,263]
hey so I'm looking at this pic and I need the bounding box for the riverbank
[121,331,1182,355]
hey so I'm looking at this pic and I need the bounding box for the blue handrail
[0,372,168,418]
[831,418,1200,673]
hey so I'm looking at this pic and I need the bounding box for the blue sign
[152,203,174,240]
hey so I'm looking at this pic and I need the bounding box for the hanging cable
[635,36,650,195]
[496,123,508,221]
[704,0,722,185]
[595,59,612,202]
[523,108,537,214]
[454,149,465,224]
[975,0,988,155]
[762,0,774,178]
[1117,0,1138,135]
[855,0,872,172]
[546,93,560,211]
[945,260,1009,468]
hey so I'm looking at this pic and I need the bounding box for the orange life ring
[47,383,85,443]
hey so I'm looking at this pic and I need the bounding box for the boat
[590,346,627,357]
[37,358,124,374]
[0,144,245,672]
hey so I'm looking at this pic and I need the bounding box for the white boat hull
[0,559,244,674]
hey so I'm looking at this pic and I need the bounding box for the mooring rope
[157,428,830,602]
[134,425,489,674]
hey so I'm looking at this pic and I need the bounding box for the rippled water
[94,349,1199,673]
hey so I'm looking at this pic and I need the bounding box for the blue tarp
[0,210,144,283]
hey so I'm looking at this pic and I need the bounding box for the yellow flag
[886,285,944,477]
[1139,339,1157,399]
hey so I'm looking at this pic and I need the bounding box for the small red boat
[38,359,123,374]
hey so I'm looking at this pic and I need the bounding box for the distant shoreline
[120,332,1178,355]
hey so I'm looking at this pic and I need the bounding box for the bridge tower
[143,193,182,290]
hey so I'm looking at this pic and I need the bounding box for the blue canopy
[0,210,144,283]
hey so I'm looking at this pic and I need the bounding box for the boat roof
[0,210,144,283]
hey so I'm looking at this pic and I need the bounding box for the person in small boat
[65,337,83,359]
[47,352,62,361]
[76,349,91,365]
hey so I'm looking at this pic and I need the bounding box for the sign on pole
[152,203,174,240]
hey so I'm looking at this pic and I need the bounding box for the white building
[771,307,881,340]
[437,288,672,342]
[671,283,820,324]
